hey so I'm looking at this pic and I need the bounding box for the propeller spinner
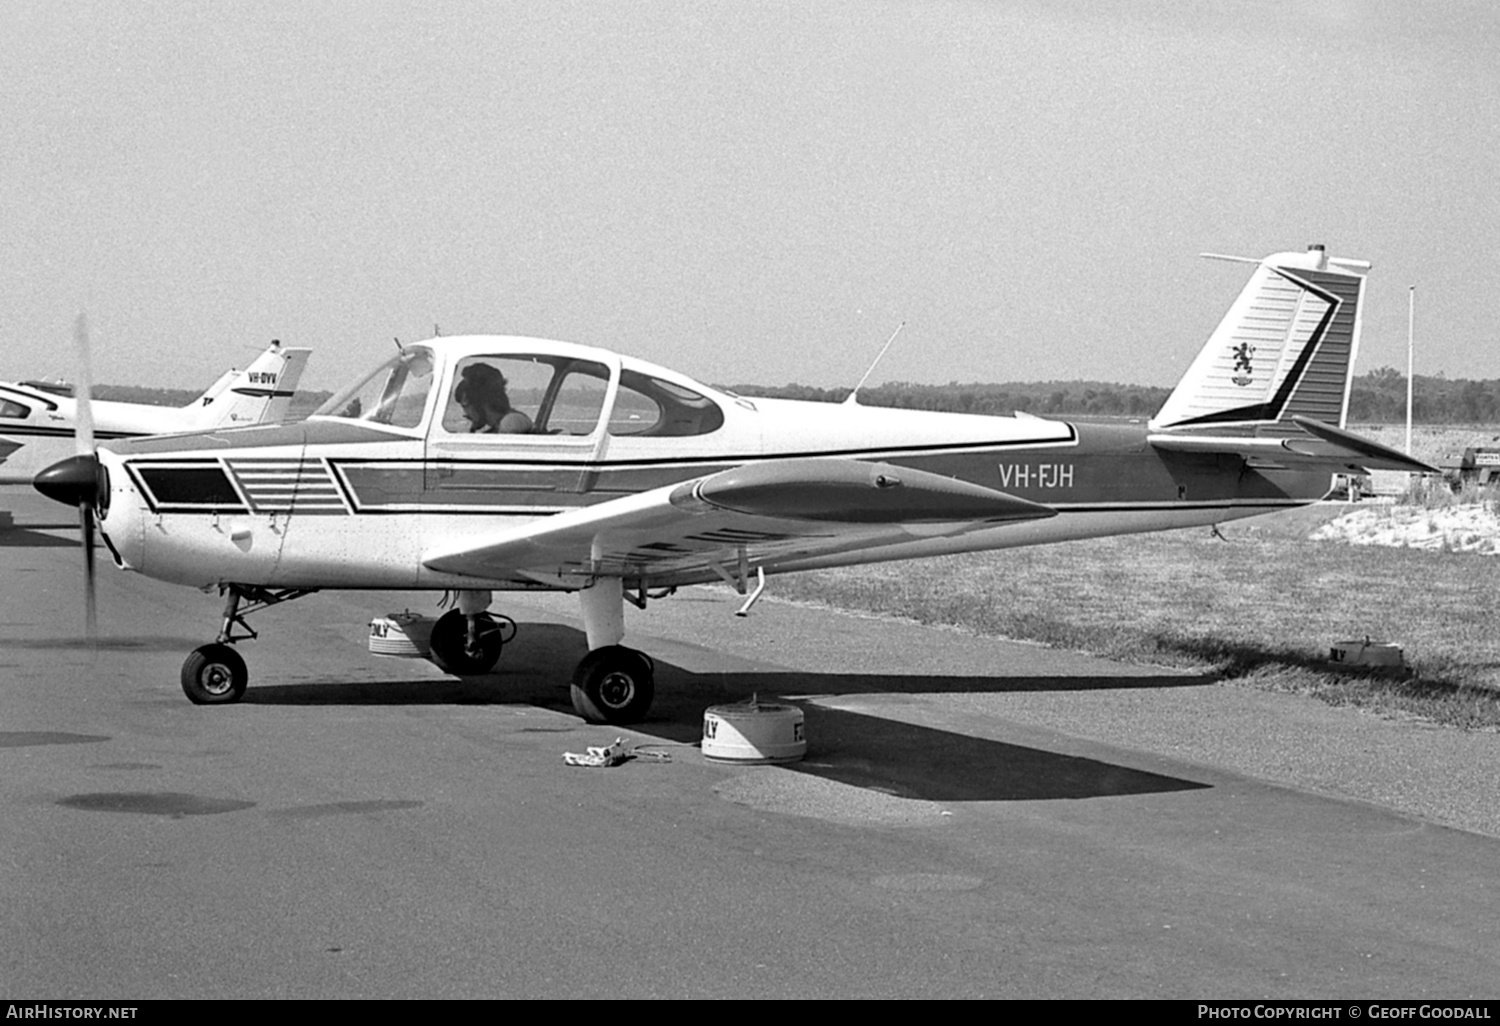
[33,453,104,508]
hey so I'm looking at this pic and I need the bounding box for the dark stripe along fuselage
[104,418,1325,519]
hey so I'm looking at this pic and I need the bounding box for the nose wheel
[181,643,248,704]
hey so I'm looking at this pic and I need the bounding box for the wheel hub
[202,665,234,696]
[598,671,635,708]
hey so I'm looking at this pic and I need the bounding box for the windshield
[313,346,435,429]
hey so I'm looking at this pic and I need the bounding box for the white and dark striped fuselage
[90,376,1327,594]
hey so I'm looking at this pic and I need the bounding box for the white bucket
[369,612,435,659]
[702,698,806,764]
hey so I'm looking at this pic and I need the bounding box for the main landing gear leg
[571,577,655,725]
[428,589,515,676]
[180,585,316,705]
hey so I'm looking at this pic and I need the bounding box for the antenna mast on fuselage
[844,321,906,406]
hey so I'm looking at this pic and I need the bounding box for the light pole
[1406,285,1415,456]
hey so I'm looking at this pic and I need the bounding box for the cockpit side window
[1,399,30,419]
[440,356,611,436]
[608,372,724,437]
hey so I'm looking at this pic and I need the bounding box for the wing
[422,457,1056,587]
[1148,416,1435,473]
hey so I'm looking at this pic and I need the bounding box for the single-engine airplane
[2,340,310,485]
[35,246,1433,724]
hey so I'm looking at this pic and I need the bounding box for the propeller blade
[73,313,95,457]
[72,313,98,639]
[80,502,97,640]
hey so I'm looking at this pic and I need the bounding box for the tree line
[725,368,1500,423]
[1343,367,1500,423]
[92,367,1500,424]
[721,379,1171,418]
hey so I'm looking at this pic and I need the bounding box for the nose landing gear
[179,585,317,705]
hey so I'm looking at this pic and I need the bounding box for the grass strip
[767,525,1500,731]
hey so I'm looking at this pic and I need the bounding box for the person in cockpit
[453,363,533,434]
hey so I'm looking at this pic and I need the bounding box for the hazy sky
[4,1,1497,393]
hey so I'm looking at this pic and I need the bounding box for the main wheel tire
[570,646,655,725]
[181,644,248,705]
[428,609,506,676]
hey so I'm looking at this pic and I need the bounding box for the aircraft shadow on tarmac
[242,622,1210,803]
[1,635,207,652]
[0,523,81,548]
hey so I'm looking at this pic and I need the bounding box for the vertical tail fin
[182,342,312,429]
[187,368,237,409]
[1149,245,1368,434]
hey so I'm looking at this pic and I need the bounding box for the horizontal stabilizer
[1148,417,1436,474]
[1287,416,1436,473]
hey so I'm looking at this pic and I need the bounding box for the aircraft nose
[34,454,103,508]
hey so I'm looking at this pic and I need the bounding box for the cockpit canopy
[312,339,726,439]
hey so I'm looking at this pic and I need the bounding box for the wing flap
[422,458,1055,584]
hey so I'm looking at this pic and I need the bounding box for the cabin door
[423,352,618,511]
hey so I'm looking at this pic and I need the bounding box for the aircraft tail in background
[180,341,311,429]
[1,341,313,484]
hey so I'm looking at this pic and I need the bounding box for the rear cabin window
[608,372,724,437]
[0,400,29,419]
